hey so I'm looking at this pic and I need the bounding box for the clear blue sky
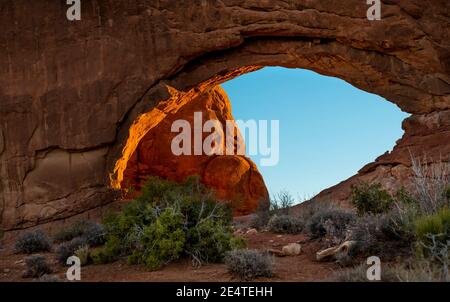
[221,67,409,201]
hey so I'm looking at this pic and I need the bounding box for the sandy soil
[0,230,338,282]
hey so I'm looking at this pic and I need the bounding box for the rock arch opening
[111,61,447,215]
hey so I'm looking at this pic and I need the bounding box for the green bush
[306,207,355,240]
[99,176,244,270]
[351,183,394,215]
[185,219,245,266]
[128,208,185,270]
[395,187,417,205]
[15,230,52,254]
[267,215,303,234]
[90,247,115,265]
[415,208,450,240]
[414,207,450,257]
[74,245,90,266]
[225,249,273,280]
[24,255,52,278]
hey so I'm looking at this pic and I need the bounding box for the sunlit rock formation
[122,86,269,215]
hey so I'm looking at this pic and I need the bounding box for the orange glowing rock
[121,85,269,215]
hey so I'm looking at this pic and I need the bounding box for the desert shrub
[414,207,450,259]
[250,199,271,229]
[53,220,105,246]
[410,156,449,214]
[348,215,382,255]
[333,262,437,282]
[99,176,243,270]
[415,207,450,244]
[128,208,185,270]
[297,200,333,222]
[351,182,394,215]
[395,187,417,205]
[333,264,368,282]
[90,247,115,265]
[15,230,52,254]
[185,219,246,267]
[38,274,61,282]
[250,191,296,230]
[24,255,52,278]
[306,207,356,242]
[267,215,303,234]
[53,220,90,242]
[270,190,295,215]
[382,203,419,242]
[82,222,106,246]
[74,245,90,266]
[348,212,416,260]
[391,261,443,282]
[225,249,273,280]
[55,237,87,265]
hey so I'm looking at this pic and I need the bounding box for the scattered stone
[316,241,356,261]
[246,228,258,235]
[267,248,285,257]
[3,268,10,273]
[282,243,302,256]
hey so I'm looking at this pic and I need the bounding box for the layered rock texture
[1,0,449,230]
[122,86,269,215]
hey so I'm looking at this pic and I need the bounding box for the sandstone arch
[0,0,449,230]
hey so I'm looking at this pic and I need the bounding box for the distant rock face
[313,109,450,204]
[122,86,269,215]
[0,1,449,230]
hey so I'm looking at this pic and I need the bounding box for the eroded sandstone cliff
[0,0,449,230]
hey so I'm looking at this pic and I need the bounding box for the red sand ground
[0,231,338,282]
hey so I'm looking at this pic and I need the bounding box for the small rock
[245,228,258,235]
[282,243,302,256]
[267,248,285,257]
[276,235,283,238]
[3,268,10,273]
